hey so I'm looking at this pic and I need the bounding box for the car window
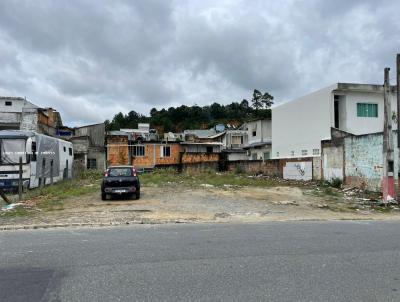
[108,168,132,177]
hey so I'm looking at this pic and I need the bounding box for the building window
[252,153,258,160]
[357,103,378,117]
[313,149,320,155]
[252,131,257,137]
[276,152,279,157]
[5,101,12,106]
[290,151,295,157]
[301,150,308,156]
[206,146,213,153]
[231,136,242,146]
[87,158,97,169]
[132,145,145,157]
[63,146,66,152]
[263,152,270,160]
[69,147,73,156]
[160,145,171,157]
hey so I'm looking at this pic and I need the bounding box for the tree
[240,99,249,109]
[251,89,274,111]
[251,89,263,111]
[260,92,274,109]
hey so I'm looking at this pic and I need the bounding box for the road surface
[1,221,400,301]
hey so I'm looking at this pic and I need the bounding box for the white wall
[272,84,336,159]
[0,98,37,113]
[339,91,397,135]
[244,119,271,145]
[283,161,313,181]
[248,146,271,161]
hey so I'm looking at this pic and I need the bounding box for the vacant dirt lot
[1,179,400,229]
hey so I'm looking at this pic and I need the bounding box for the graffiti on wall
[283,161,312,181]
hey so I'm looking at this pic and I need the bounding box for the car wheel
[101,192,107,200]
[135,190,140,200]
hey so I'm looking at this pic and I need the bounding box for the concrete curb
[0,217,389,231]
[0,219,205,231]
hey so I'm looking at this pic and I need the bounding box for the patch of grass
[23,170,103,211]
[374,206,392,213]
[307,186,342,199]
[140,169,283,188]
[0,205,30,218]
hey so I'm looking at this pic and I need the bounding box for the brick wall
[107,136,129,166]
[226,160,280,176]
[181,152,220,163]
[132,143,181,168]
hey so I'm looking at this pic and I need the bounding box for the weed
[330,178,343,189]
[234,165,245,175]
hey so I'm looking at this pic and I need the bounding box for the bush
[234,165,245,175]
[330,178,343,189]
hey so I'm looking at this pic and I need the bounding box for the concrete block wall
[344,132,398,192]
[322,144,344,181]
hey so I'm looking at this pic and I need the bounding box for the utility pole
[397,54,400,203]
[383,67,395,203]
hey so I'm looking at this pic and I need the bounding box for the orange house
[106,133,223,169]
[130,142,181,168]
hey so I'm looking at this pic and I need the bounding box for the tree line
[105,89,273,133]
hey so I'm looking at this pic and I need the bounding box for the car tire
[101,192,107,200]
[135,190,140,200]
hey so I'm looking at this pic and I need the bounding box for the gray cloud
[0,0,398,126]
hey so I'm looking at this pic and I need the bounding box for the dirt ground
[2,184,400,229]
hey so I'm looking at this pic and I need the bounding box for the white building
[120,123,158,141]
[221,129,248,161]
[272,83,397,159]
[0,97,39,130]
[241,118,272,160]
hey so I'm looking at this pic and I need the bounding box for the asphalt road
[1,221,400,302]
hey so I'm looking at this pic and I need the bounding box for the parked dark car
[101,166,140,200]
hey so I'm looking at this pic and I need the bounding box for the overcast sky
[0,0,399,126]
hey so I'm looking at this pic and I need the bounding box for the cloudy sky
[0,0,399,126]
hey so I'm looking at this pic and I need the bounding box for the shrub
[234,165,245,175]
[330,177,343,189]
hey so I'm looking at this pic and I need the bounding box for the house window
[231,136,242,146]
[87,158,97,169]
[160,145,171,157]
[313,149,320,155]
[357,103,378,117]
[63,146,66,152]
[252,131,257,137]
[69,147,73,156]
[132,145,145,157]
[290,151,295,157]
[206,146,213,153]
[5,101,12,106]
[301,150,308,156]
[252,153,258,160]
[263,152,270,160]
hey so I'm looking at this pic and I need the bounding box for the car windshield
[108,168,133,177]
